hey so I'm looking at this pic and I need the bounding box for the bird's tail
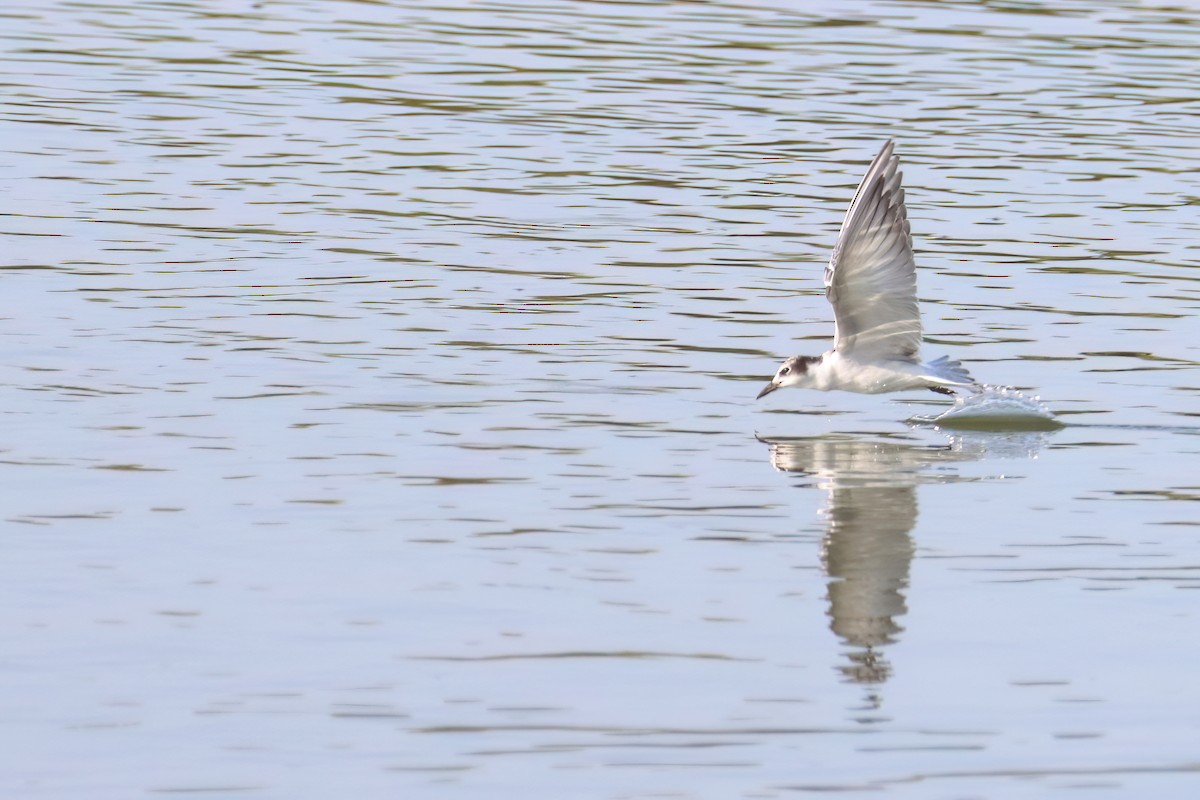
[924,355,978,390]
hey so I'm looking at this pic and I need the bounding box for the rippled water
[2,0,1198,797]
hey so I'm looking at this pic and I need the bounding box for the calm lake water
[2,0,1198,797]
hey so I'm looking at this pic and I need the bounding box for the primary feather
[824,140,922,360]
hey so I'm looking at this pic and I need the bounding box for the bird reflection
[762,432,1048,705]
[824,480,916,685]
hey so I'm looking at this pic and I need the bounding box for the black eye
[780,367,790,375]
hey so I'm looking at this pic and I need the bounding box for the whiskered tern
[757,141,978,401]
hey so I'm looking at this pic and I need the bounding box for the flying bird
[757,141,978,401]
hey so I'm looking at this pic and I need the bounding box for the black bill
[756,382,778,400]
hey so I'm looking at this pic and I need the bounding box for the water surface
[1,1,1198,798]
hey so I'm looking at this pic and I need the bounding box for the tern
[757,140,978,401]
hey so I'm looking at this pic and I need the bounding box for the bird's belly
[817,357,925,394]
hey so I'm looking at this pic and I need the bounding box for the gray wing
[824,140,922,359]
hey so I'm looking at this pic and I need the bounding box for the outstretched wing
[824,141,922,359]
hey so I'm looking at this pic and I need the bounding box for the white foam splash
[913,385,1061,431]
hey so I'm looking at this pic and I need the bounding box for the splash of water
[912,385,1061,431]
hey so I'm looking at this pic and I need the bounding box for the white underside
[806,351,969,394]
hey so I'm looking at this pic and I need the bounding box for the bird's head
[756,355,821,399]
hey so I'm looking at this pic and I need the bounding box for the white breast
[813,351,927,394]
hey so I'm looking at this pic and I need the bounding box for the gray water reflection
[765,433,1050,701]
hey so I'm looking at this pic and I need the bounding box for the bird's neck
[809,351,841,391]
